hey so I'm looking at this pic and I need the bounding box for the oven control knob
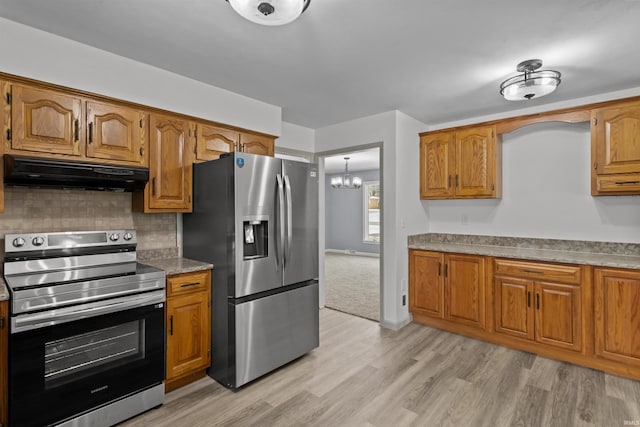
[32,236,45,247]
[123,232,133,241]
[12,237,25,248]
[109,233,120,242]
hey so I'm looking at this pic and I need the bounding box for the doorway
[319,145,382,322]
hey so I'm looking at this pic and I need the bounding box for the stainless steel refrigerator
[183,152,319,389]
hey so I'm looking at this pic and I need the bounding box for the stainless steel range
[3,229,166,427]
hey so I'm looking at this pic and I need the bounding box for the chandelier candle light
[331,157,362,190]
[500,59,561,101]
[227,0,311,26]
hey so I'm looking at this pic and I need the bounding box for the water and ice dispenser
[243,219,268,260]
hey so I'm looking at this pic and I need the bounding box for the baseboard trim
[325,249,380,258]
[380,316,411,331]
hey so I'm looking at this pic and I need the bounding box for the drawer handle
[180,282,201,288]
[615,181,640,185]
[522,269,543,274]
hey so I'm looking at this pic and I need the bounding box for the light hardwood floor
[123,309,640,427]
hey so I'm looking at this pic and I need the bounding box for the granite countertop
[408,233,640,269]
[139,257,213,276]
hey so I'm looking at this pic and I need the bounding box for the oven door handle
[11,290,166,334]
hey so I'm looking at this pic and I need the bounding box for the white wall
[277,122,315,153]
[325,169,380,254]
[0,18,281,136]
[394,111,430,321]
[426,121,640,242]
[316,111,429,329]
[316,112,397,326]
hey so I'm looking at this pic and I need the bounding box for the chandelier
[227,0,311,26]
[331,157,362,189]
[500,59,561,101]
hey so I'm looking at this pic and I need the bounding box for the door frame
[315,142,383,321]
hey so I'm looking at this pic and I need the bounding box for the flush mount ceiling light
[500,59,561,101]
[227,0,311,26]
[331,157,362,190]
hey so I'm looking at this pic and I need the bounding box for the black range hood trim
[4,154,149,192]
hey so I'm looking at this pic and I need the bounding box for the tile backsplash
[1,187,177,255]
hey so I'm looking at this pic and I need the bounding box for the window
[363,181,380,243]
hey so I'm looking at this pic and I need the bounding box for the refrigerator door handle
[276,173,286,267]
[284,174,293,265]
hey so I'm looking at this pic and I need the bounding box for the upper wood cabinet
[86,101,147,166]
[9,83,83,156]
[420,125,501,199]
[239,132,275,157]
[591,103,640,195]
[134,114,193,212]
[3,81,149,167]
[493,259,583,352]
[594,267,640,367]
[195,123,238,161]
[409,250,485,329]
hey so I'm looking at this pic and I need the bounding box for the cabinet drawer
[595,174,640,194]
[167,271,210,297]
[494,259,581,284]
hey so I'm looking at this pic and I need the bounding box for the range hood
[4,155,149,192]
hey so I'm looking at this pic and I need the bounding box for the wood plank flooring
[122,309,640,427]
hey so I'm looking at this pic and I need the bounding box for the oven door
[9,299,165,427]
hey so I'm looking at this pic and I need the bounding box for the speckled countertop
[408,233,640,269]
[139,257,213,276]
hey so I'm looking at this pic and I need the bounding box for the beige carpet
[324,252,380,321]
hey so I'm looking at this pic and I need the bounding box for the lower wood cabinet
[165,270,211,392]
[494,259,583,352]
[409,250,640,381]
[409,250,485,330]
[594,267,640,366]
[0,300,8,427]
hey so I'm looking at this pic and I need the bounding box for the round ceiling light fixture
[227,0,311,26]
[500,59,561,101]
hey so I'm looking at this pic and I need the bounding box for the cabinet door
[420,132,455,199]
[239,132,274,157]
[494,276,534,340]
[166,291,210,381]
[86,101,146,165]
[455,126,497,197]
[534,282,582,352]
[594,268,640,365]
[195,123,238,161]
[409,250,444,319]
[11,84,82,155]
[147,114,192,211]
[593,105,640,176]
[445,254,485,329]
[0,300,8,427]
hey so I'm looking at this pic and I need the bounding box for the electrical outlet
[402,295,406,306]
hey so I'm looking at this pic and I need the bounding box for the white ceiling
[1,1,640,129]
[324,148,380,174]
